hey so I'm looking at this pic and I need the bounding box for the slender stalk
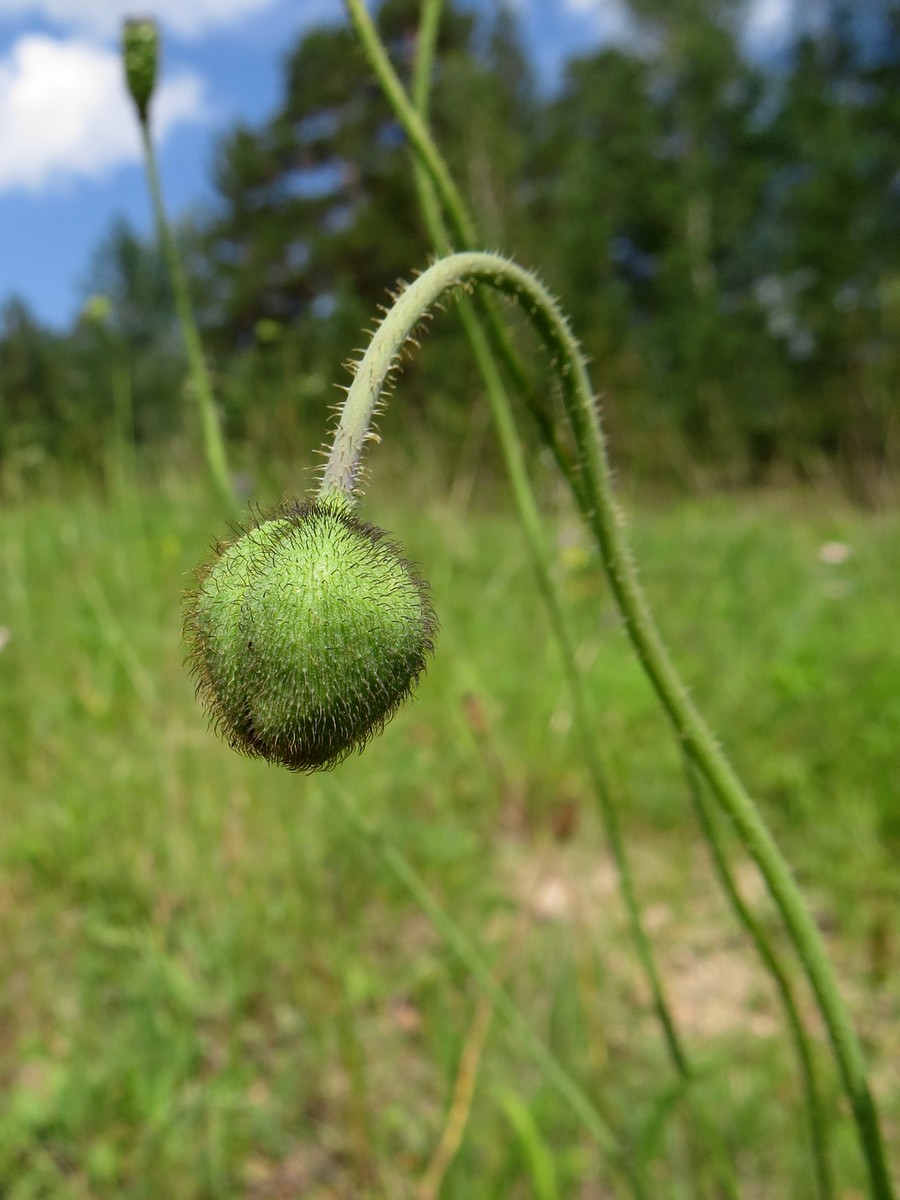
[137,120,235,513]
[410,0,441,117]
[347,0,475,247]
[334,789,648,1200]
[410,0,449,260]
[318,250,893,1200]
[684,758,834,1200]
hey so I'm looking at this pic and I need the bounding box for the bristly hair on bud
[123,17,159,124]
[184,497,437,772]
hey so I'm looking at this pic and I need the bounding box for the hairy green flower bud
[123,18,159,123]
[185,498,436,771]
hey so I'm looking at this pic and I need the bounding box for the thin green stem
[138,120,235,513]
[346,0,475,246]
[334,789,648,1200]
[410,0,451,267]
[318,250,893,1200]
[411,0,441,116]
[683,758,834,1200]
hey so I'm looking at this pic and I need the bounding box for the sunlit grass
[1,457,898,1198]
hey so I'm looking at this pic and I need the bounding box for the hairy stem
[319,250,893,1200]
[319,254,565,498]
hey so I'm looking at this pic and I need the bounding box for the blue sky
[0,0,791,330]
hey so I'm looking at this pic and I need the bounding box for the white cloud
[0,34,204,192]
[0,0,279,39]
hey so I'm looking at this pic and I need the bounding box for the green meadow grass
[1,455,898,1198]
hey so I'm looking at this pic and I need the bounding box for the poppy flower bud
[184,498,436,771]
[123,18,159,123]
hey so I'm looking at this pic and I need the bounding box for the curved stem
[138,120,235,513]
[319,254,571,499]
[318,250,893,1200]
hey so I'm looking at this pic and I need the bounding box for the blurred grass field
[1,450,898,1199]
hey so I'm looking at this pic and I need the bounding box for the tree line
[3,0,900,493]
